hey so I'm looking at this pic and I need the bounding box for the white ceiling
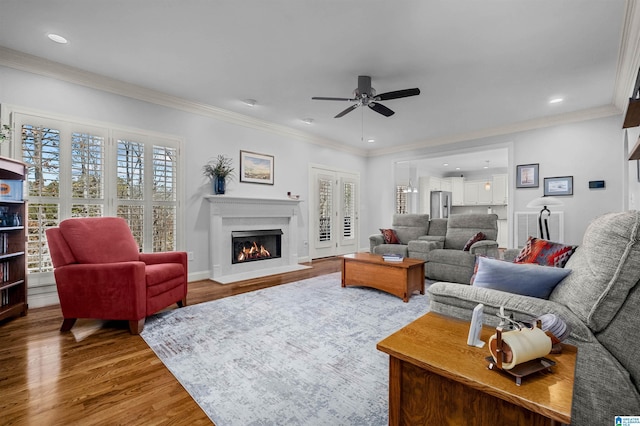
[0,1,635,155]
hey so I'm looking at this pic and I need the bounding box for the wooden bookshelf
[0,156,27,322]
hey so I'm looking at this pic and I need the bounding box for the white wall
[0,64,631,282]
[0,66,367,282]
[366,114,626,247]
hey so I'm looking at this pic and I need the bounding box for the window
[342,181,355,239]
[318,177,332,242]
[14,112,183,277]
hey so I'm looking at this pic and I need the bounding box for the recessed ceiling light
[367,139,375,143]
[549,97,563,104]
[455,167,461,170]
[242,99,256,107]
[443,163,449,167]
[47,33,68,44]
[301,118,314,125]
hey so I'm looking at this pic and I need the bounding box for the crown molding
[0,46,367,157]
[367,104,622,157]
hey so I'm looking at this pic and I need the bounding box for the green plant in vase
[203,154,235,195]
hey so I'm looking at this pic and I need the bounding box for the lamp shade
[526,196,564,209]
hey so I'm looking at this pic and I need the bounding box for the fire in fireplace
[231,229,283,264]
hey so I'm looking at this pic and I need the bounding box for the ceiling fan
[312,75,420,118]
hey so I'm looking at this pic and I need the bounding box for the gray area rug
[141,273,431,425]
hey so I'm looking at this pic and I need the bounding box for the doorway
[309,166,359,259]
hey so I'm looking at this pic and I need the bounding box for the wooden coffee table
[377,312,576,426]
[341,253,425,302]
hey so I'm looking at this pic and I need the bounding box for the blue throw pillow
[472,257,571,299]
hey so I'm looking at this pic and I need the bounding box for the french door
[309,166,359,259]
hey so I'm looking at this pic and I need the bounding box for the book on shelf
[382,253,404,262]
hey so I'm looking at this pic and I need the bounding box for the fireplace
[206,195,308,283]
[231,229,282,264]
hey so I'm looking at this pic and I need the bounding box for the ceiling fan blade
[335,104,359,118]
[369,102,395,117]
[312,96,355,101]
[376,88,420,101]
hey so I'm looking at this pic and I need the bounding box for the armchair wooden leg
[60,318,77,332]
[177,297,187,308]
[129,319,145,335]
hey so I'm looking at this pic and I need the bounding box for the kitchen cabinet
[492,174,508,205]
[0,156,27,324]
[478,182,492,204]
[464,181,492,205]
[449,177,464,206]
[463,181,479,205]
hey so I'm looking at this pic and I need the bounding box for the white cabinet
[440,178,452,192]
[492,174,508,205]
[463,181,479,205]
[478,182,492,204]
[464,181,491,205]
[449,177,464,206]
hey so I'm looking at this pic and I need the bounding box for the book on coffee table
[382,254,404,262]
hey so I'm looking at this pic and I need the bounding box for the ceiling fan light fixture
[301,118,314,125]
[312,75,420,119]
[242,99,257,107]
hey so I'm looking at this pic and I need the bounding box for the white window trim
[1,104,186,282]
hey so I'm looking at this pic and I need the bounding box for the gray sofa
[369,214,433,257]
[428,211,640,425]
[410,213,499,283]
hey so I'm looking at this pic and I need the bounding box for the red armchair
[46,217,187,334]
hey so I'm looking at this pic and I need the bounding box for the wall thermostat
[588,180,605,189]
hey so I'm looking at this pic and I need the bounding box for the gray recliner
[414,213,499,283]
[369,214,430,257]
[428,210,640,425]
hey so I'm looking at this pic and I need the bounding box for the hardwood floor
[0,257,342,425]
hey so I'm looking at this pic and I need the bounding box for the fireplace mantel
[205,195,302,216]
[205,195,307,283]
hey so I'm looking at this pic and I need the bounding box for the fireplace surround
[206,196,308,283]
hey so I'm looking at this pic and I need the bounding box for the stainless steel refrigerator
[430,190,452,219]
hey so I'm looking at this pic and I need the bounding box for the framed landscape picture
[516,163,539,188]
[240,150,274,185]
[544,176,573,196]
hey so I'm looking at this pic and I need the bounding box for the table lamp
[526,196,564,240]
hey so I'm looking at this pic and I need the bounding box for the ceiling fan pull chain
[361,106,364,142]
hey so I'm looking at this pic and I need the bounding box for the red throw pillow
[514,236,576,268]
[463,232,486,251]
[379,228,400,244]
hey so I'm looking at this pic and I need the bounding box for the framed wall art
[516,163,539,188]
[240,150,274,185]
[544,176,573,196]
